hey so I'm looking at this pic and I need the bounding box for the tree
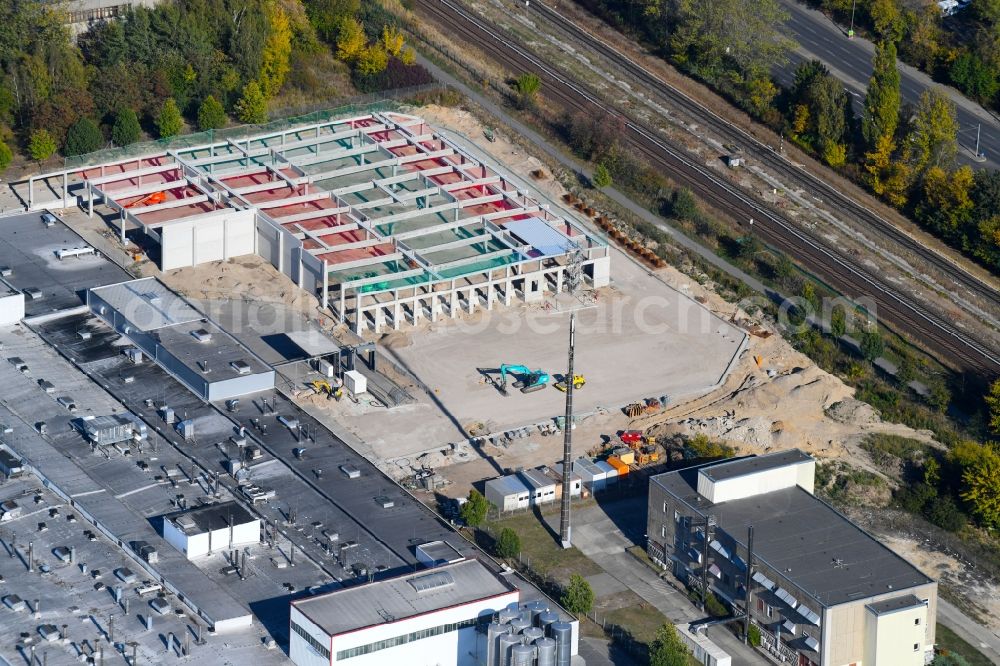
[0,140,12,172]
[668,0,791,79]
[156,98,183,139]
[458,489,490,527]
[495,527,521,559]
[924,495,967,531]
[260,0,292,98]
[863,41,901,150]
[382,26,405,57]
[864,133,910,206]
[860,326,884,362]
[355,44,389,77]
[649,623,690,666]
[592,163,612,188]
[197,96,227,131]
[304,0,361,42]
[986,379,1000,435]
[111,107,140,146]
[960,442,1000,528]
[28,129,57,161]
[63,117,104,156]
[830,305,847,337]
[560,574,594,617]
[235,82,268,124]
[868,0,902,40]
[908,88,958,174]
[514,73,541,108]
[916,165,974,241]
[336,17,367,63]
[949,52,1000,105]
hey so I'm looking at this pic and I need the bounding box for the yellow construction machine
[554,374,586,392]
[311,379,343,401]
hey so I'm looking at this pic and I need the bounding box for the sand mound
[826,399,881,425]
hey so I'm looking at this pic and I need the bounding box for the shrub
[458,489,490,527]
[64,118,104,156]
[197,96,227,131]
[924,495,967,532]
[156,99,183,139]
[235,82,267,124]
[111,108,141,146]
[592,163,612,188]
[0,140,12,171]
[560,574,594,616]
[28,130,57,161]
[495,527,521,559]
[748,623,762,647]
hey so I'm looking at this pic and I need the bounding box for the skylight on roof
[408,571,455,593]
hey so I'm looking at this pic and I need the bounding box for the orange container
[607,455,630,476]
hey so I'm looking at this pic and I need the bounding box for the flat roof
[698,450,813,482]
[486,475,530,498]
[90,278,271,382]
[867,594,925,615]
[165,501,257,535]
[519,468,555,490]
[416,540,464,564]
[653,466,933,608]
[89,277,201,332]
[292,559,515,637]
[0,211,132,317]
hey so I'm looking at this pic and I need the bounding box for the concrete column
[467,288,476,314]
[120,211,127,243]
[28,177,34,209]
[88,183,94,217]
[430,295,440,322]
[486,284,495,310]
[556,269,564,294]
[450,289,459,316]
[354,308,365,335]
[373,306,386,334]
[322,261,329,310]
[393,303,402,330]
[339,289,346,324]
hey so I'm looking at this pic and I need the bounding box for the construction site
[0,101,971,666]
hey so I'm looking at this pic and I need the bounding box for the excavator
[497,364,550,395]
[124,191,167,209]
[310,379,343,401]
[554,374,586,392]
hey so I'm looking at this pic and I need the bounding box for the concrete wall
[326,591,519,665]
[863,600,929,666]
[207,372,277,402]
[160,209,255,271]
[0,292,25,326]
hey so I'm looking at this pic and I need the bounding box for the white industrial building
[290,559,520,666]
[88,277,275,401]
[163,501,260,559]
[486,467,582,513]
[648,450,937,666]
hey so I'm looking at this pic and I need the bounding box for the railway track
[414,0,1000,373]
[529,1,1000,311]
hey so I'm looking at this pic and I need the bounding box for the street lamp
[849,0,857,39]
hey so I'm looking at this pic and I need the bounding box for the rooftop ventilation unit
[191,329,212,342]
[230,360,251,375]
[23,288,43,300]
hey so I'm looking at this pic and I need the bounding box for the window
[914,643,919,651]
[674,509,680,522]
[914,618,920,626]
[663,501,667,514]
[292,622,330,660]
[660,525,666,538]
[335,618,477,660]
[766,605,773,619]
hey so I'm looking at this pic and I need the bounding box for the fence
[63,83,451,170]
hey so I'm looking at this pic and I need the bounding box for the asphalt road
[776,0,1000,170]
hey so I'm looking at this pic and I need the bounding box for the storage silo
[522,627,544,645]
[510,644,535,666]
[498,607,521,624]
[486,622,511,666]
[509,617,532,635]
[538,611,559,634]
[550,622,573,666]
[525,600,548,625]
[535,637,557,666]
[497,632,522,666]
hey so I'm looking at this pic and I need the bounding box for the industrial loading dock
[28,112,611,335]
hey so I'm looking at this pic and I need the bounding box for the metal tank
[525,600,548,625]
[497,632,522,666]
[535,637,557,666]
[522,627,544,644]
[498,607,521,624]
[510,644,535,666]
[550,622,573,666]
[509,617,532,635]
[538,611,559,634]
[486,622,511,666]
